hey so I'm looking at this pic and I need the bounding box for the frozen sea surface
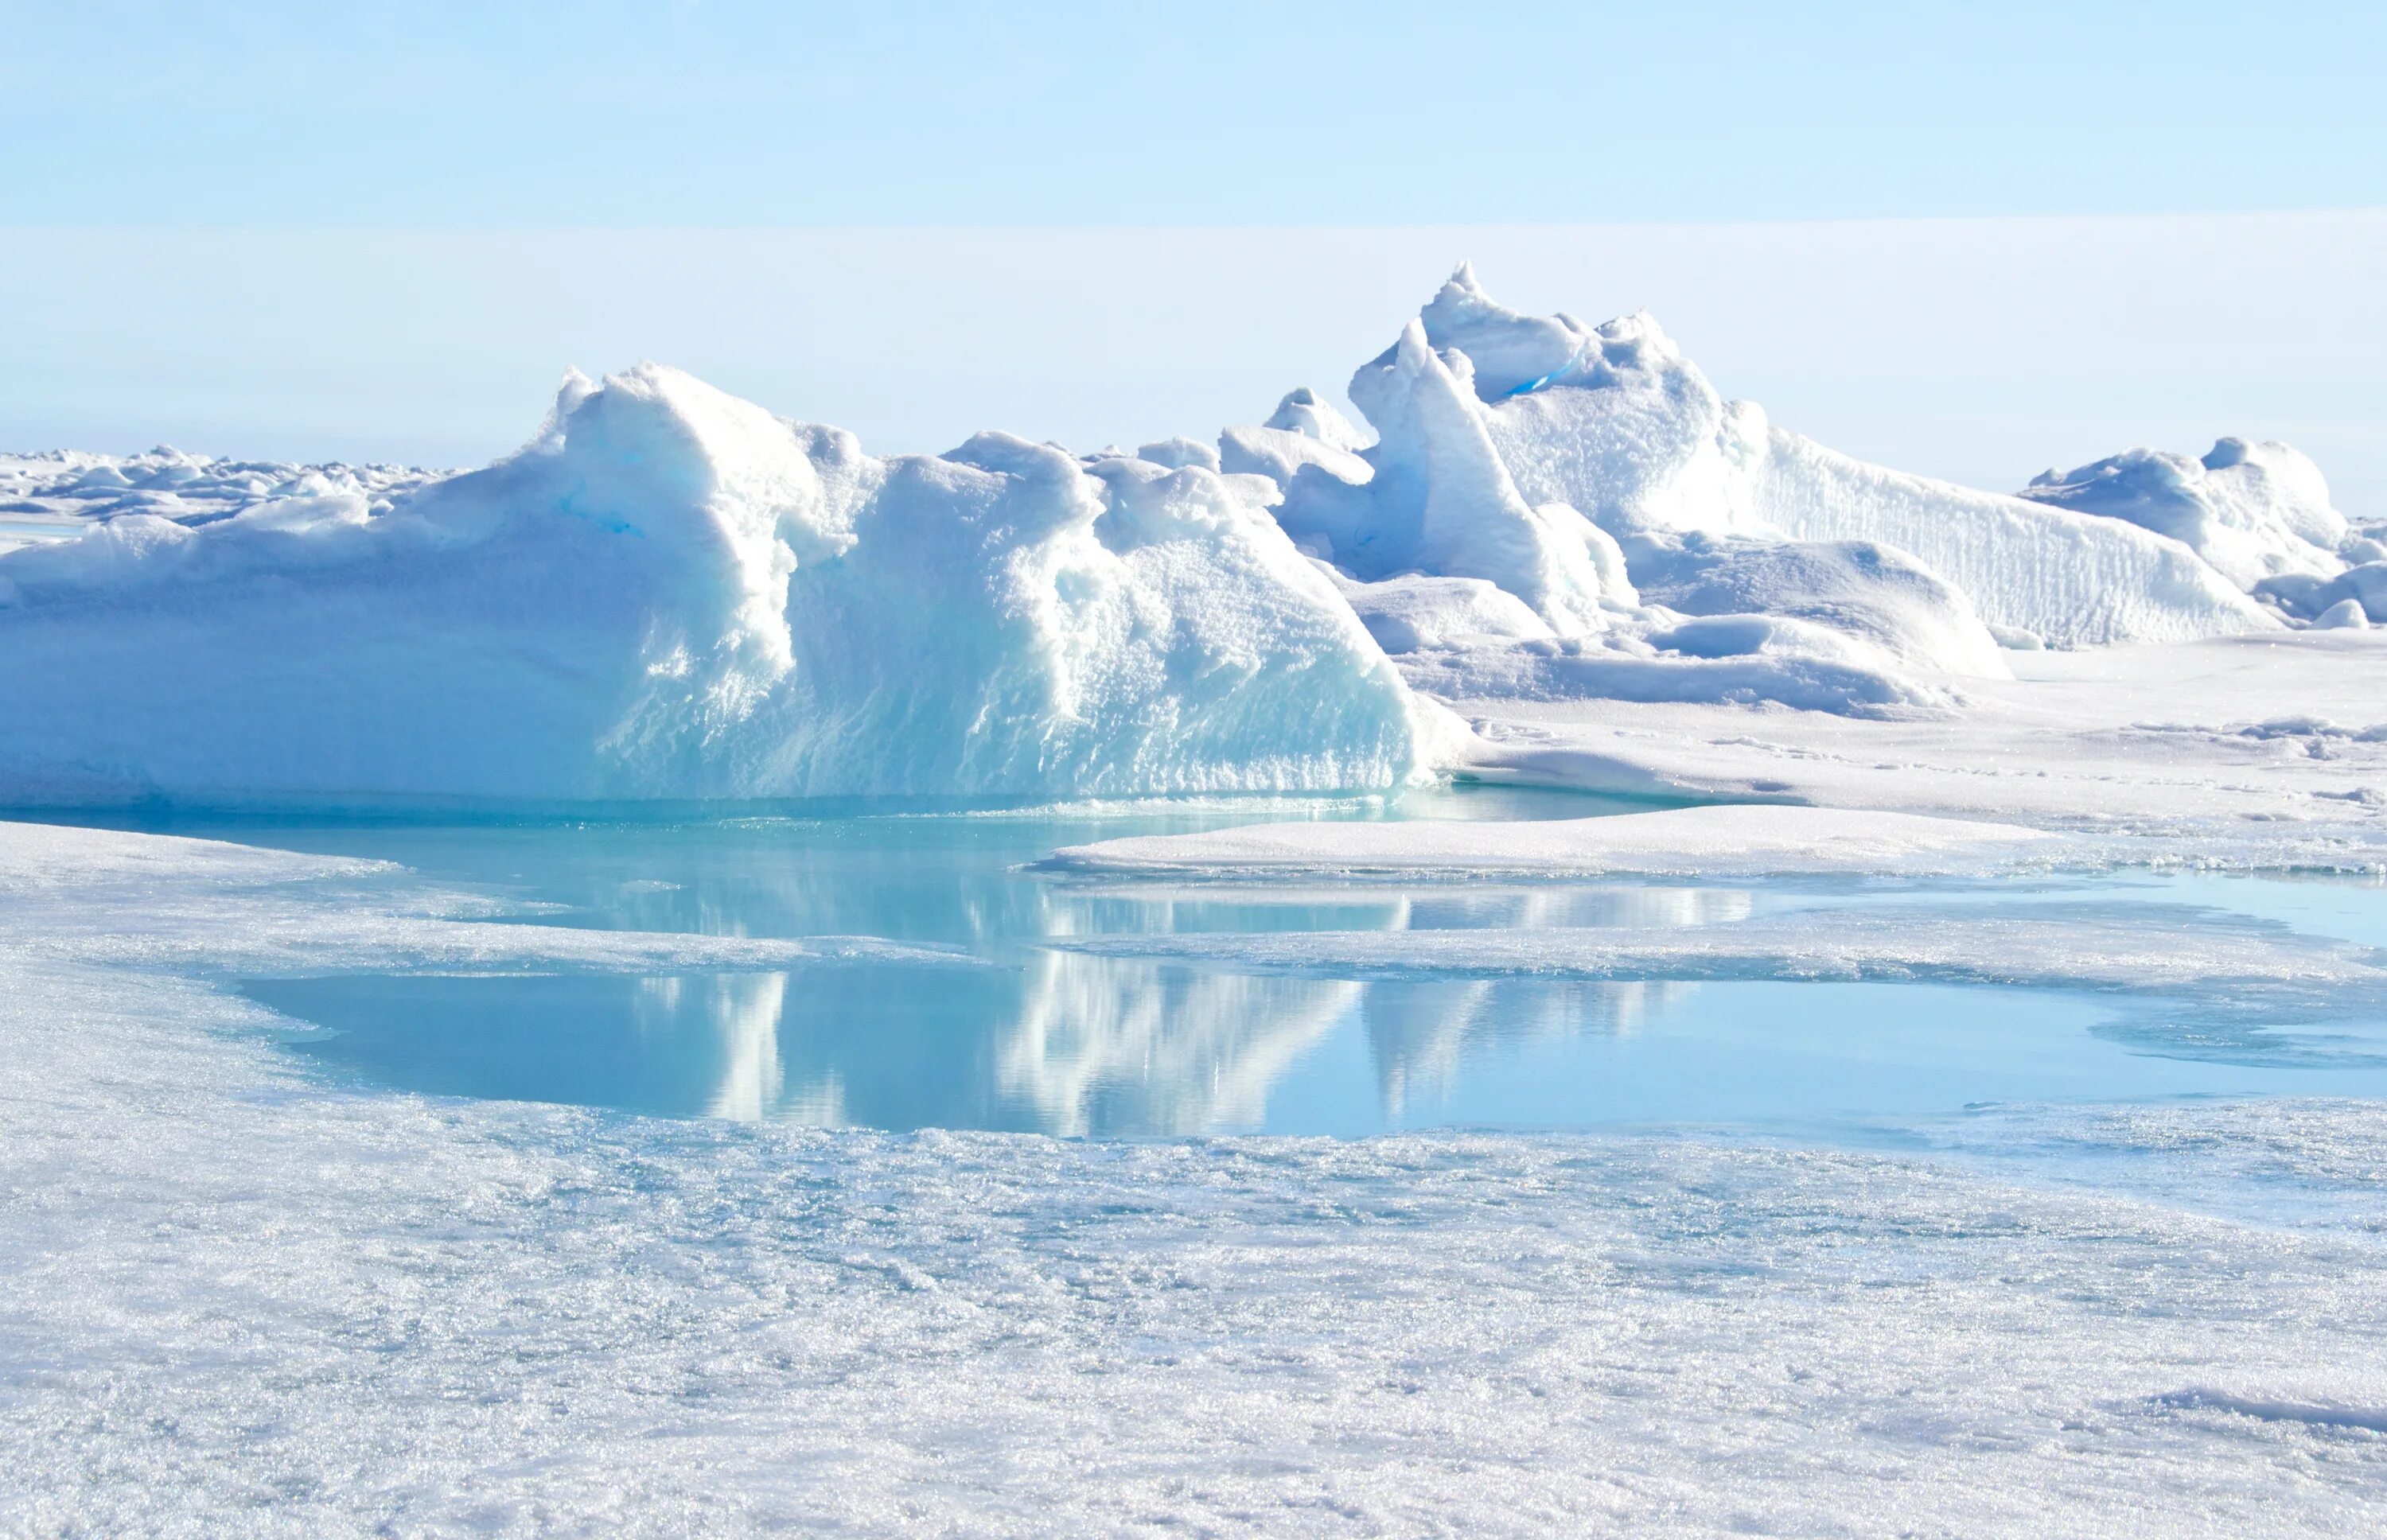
[6,799,2387,1535]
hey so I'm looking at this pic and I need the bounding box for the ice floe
[1040,803,2057,880]
[1453,632,2387,867]
[1057,901,2387,1040]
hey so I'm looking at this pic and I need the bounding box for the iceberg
[2019,438,2352,593]
[1268,316,1634,640]
[0,365,1441,803]
[5,261,2373,804]
[1261,265,2279,658]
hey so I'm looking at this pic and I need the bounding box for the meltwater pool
[83,792,2385,1141]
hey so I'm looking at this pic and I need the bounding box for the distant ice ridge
[1233,265,2331,716]
[2020,438,2354,589]
[0,367,1443,803]
[0,448,438,550]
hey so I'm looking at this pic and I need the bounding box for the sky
[4,2,2382,506]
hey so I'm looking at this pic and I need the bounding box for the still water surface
[127,790,2387,1140]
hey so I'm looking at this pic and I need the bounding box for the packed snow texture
[1042,804,2057,880]
[0,368,1439,803]
[7,818,2387,1535]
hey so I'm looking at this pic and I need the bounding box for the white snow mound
[1283,265,2279,653]
[0,365,1443,803]
[2021,438,2352,593]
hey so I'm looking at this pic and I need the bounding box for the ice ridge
[0,366,1443,804]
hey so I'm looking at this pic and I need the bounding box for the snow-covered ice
[0,367,1441,802]
[6,260,2381,819]
[2020,437,2355,593]
[1249,264,2284,677]
[1444,632,2387,869]
[1059,901,2387,1059]
[1041,803,2058,881]
[0,446,438,550]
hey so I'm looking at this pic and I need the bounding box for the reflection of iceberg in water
[705,975,787,1122]
[606,875,1762,1134]
[616,953,1357,1136]
[1361,888,1747,1118]
[1400,885,1755,932]
[636,973,800,1122]
[1365,978,1693,1118]
[999,951,1360,1136]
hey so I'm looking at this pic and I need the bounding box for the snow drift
[0,366,1441,803]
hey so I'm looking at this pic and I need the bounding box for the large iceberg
[1244,268,2038,712]
[0,366,1441,803]
[1262,266,2280,656]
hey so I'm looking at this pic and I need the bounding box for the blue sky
[4,4,2381,506]
[11,2,2381,224]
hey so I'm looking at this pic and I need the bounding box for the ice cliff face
[0,366,1439,803]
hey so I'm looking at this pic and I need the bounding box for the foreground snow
[6,818,2387,1536]
[8,257,2386,1534]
